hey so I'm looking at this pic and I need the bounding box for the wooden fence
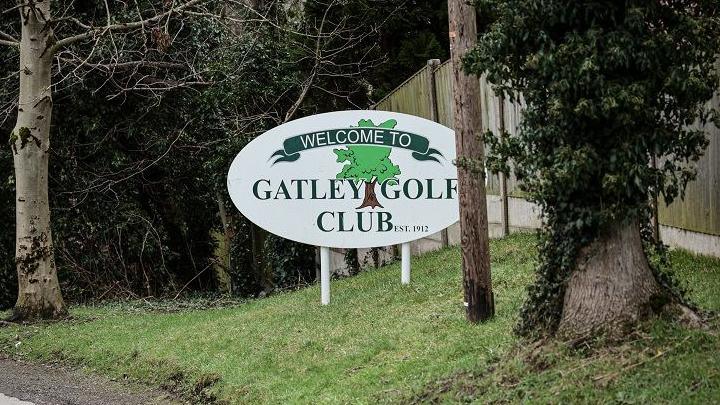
[374,59,720,238]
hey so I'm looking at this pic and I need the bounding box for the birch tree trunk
[9,3,67,320]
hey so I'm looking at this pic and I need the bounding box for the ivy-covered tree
[466,0,720,339]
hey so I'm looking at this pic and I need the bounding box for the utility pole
[448,0,494,322]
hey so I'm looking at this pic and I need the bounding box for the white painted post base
[401,242,411,285]
[320,246,330,305]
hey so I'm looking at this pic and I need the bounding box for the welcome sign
[227,110,459,249]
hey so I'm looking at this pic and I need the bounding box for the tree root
[5,304,69,324]
[662,302,706,330]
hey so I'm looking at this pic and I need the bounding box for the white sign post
[401,242,411,285]
[320,246,331,304]
[227,110,458,304]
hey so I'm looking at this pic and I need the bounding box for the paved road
[0,357,180,405]
[0,393,34,404]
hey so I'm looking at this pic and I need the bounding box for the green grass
[1,233,719,404]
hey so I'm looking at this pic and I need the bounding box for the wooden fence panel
[433,60,523,196]
[479,74,502,195]
[434,61,455,129]
[658,93,720,236]
[376,60,720,237]
[374,67,432,119]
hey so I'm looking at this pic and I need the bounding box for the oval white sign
[227,110,459,248]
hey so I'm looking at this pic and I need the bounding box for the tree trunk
[357,180,383,209]
[212,192,233,294]
[9,3,67,320]
[557,220,662,340]
[250,223,272,291]
[448,0,494,323]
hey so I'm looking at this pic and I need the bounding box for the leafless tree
[2,0,240,320]
[1,0,393,319]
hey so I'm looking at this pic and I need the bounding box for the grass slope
[1,233,719,404]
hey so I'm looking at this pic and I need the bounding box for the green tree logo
[334,119,401,209]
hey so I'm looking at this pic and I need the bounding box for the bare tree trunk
[9,3,67,320]
[448,0,494,323]
[557,220,661,340]
[357,180,382,209]
[212,192,233,294]
[250,223,272,291]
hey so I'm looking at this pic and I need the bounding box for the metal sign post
[320,246,330,305]
[401,243,411,284]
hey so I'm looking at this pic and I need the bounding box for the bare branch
[0,30,19,42]
[0,39,18,47]
[50,17,92,31]
[284,68,316,122]
[283,0,335,122]
[57,58,188,72]
[59,121,190,196]
[52,0,208,52]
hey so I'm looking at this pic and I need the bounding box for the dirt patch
[0,356,182,405]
